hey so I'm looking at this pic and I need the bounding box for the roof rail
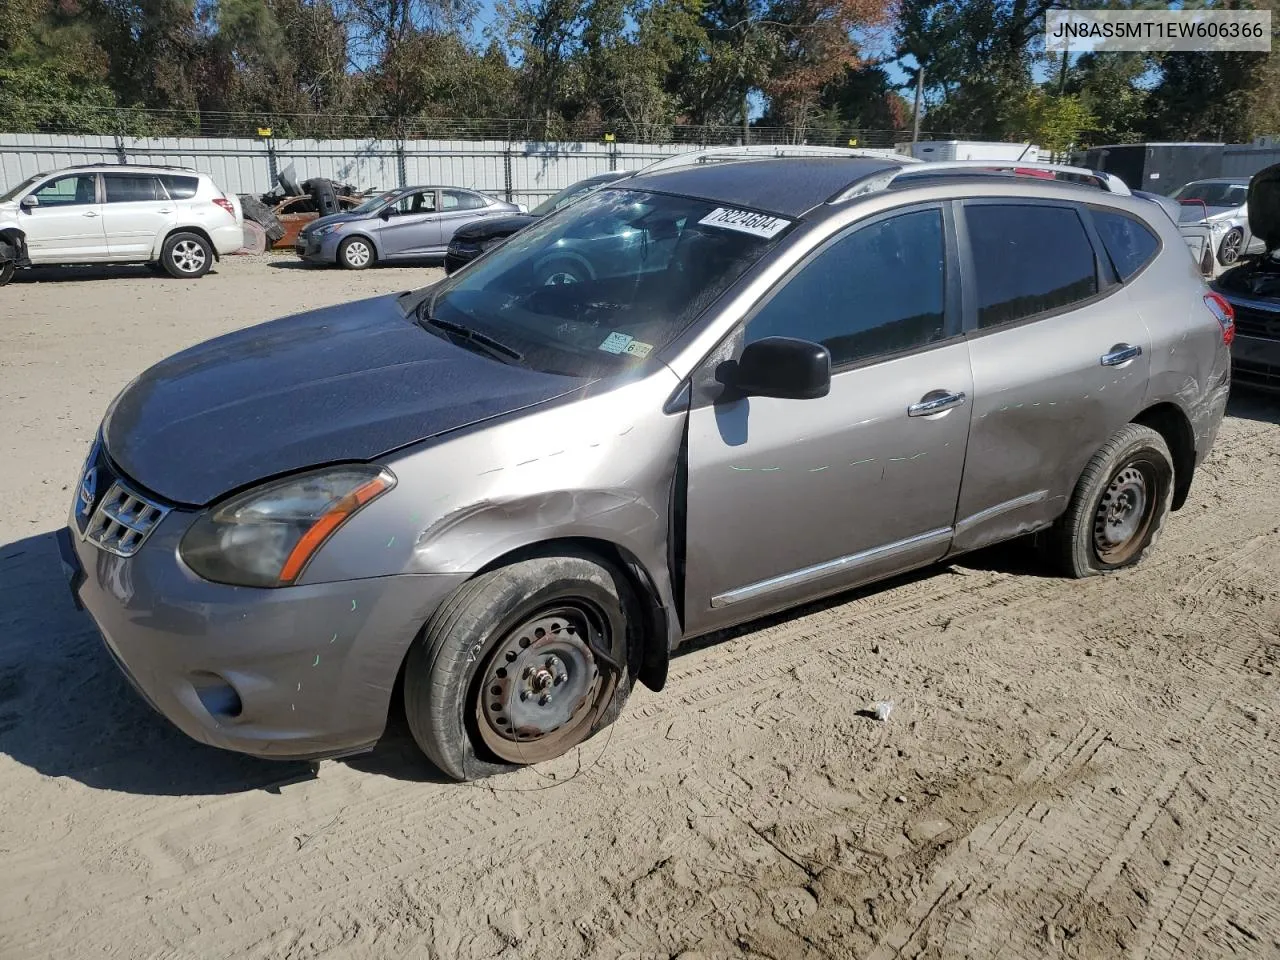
[635,144,921,177]
[830,159,1131,202]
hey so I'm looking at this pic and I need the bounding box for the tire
[1044,424,1175,579]
[238,195,285,242]
[533,256,589,287]
[1217,226,1244,266]
[403,551,639,781]
[160,232,213,279]
[338,236,374,270]
[0,261,13,286]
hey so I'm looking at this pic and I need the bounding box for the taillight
[1204,291,1235,346]
[212,197,235,218]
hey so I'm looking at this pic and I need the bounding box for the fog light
[191,673,243,719]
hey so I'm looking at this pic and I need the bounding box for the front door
[949,200,1153,553]
[101,172,177,260]
[20,173,107,262]
[683,204,974,635]
[379,189,441,257]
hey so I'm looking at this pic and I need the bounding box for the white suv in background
[0,164,243,285]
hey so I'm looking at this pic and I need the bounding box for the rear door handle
[1101,344,1142,366]
[908,391,967,417]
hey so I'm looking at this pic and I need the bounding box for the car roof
[618,156,907,218]
[1183,178,1249,186]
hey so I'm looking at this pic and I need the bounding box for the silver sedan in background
[295,186,524,269]
[1172,177,1265,267]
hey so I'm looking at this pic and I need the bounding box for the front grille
[84,480,168,557]
[1232,303,1280,340]
[1233,358,1280,392]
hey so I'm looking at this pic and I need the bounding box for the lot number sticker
[599,332,654,357]
[698,207,792,239]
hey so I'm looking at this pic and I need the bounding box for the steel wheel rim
[474,603,614,764]
[345,241,371,267]
[1092,460,1156,565]
[173,240,206,274]
[1221,230,1243,264]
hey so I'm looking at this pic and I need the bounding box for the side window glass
[745,208,948,366]
[33,174,97,208]
[442,190,484,211]
[966,204,1098,329]
[104,176,163,203]
[158,175,198,199]
[1093,210,1160,281]
[393,191,436,215]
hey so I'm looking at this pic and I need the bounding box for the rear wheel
[338,236,374,270]
[0,261,13,286]
[403,552,637,781]
[160,232,213,279]
[1044,424,1174,578]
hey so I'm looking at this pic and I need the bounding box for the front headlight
[312,224,340,238]
[180,465,395,587]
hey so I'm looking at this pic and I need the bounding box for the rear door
[20,173,107,262]
[102,173,177,260]
[378,189,441,257]
[949,198,1152,553]
[438,190,492,245]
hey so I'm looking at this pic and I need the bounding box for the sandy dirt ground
[2,256,1280,960]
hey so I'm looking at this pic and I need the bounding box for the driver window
[33,174,97,208]
[391,191,436,216]
[745,208,948,368]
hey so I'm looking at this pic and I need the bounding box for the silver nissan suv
[59,149,1233,780]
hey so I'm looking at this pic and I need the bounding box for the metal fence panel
[1222,145,1280,179]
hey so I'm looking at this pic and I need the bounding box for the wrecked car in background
[1173,177,1265,270]
[1213,162,1280,393]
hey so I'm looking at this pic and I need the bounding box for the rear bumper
[210,222,244,257]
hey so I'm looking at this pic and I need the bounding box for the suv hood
[451,214,538,243]
[102,294,587,506]
[1249,162,1280,254]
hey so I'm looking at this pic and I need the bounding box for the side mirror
[20,195,38,210]
[731,337,831,400]
[380,207,392,221]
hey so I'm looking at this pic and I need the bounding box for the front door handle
[82,211,99,218]
[908,391,967,417]
[1101,344,1142,366]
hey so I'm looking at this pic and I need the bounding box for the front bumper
[444,245,478,275]
[294,233,339,264]
[59,503,466,761]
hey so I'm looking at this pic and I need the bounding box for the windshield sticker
[624,340,653,358]
[698,207,792,239]
[599,332,634,354]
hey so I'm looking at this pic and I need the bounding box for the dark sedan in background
[445,170,633,274]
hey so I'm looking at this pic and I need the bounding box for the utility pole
[912,64,925,143]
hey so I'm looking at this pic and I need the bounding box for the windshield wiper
[418,311,525,364]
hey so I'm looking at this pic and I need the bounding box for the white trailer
[902,141,1041,163]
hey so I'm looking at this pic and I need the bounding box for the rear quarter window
[966,203,1098,329]
[158,175,199,200]
[1093,209,1160,281]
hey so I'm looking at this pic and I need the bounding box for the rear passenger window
[746,208,947,366]
[158,175,199,199]
[966,204,1098,329]
[443,190,487,211]
[1093,210,1160,281]
[104,175,164,202]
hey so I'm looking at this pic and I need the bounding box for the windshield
[349,190,401,215]
[422,188,790,378]
[530,176,621,217]
[0,175,41,204]
[1173,182,1248,207]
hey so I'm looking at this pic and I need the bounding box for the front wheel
[338,236,374,270]
[1044,424,1174,578]
[0,261,13,287]
[1218,227,1245,266]
[403,552,637,781]
[160,232,213,279]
